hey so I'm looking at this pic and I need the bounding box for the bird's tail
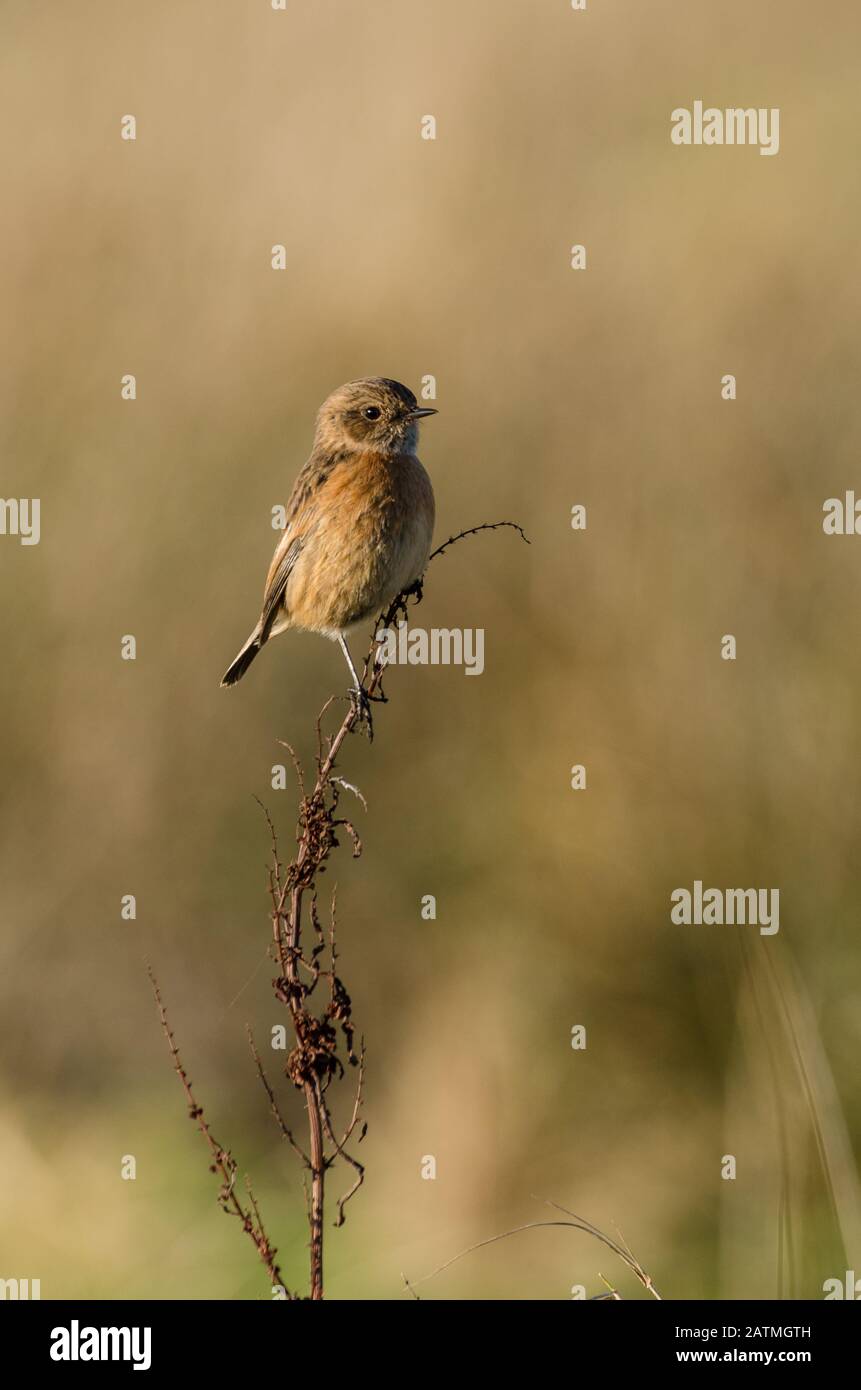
[220,624,264,687]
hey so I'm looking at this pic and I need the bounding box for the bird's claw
[349,685,375,740]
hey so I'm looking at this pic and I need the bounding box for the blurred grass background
[1,0,860,1299]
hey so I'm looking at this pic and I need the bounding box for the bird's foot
[348,685,377,740]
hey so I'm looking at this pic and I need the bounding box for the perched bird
[221,378,436,710]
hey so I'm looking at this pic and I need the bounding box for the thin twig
[247,1026,310,1166]
[406,1210,661,1300]
[428,519,529,563]
[148,967,289,1296]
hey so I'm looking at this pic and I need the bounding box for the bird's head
[315,378,437,456]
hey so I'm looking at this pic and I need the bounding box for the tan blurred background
[1,0,860,1299]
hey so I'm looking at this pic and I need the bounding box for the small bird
[221,378,437,712]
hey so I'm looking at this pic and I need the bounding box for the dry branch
[151,520,529,1299]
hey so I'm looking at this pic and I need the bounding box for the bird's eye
[363,406,381,420]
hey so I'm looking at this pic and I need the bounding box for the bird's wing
[258,450,346,638]
[260,533,304,639]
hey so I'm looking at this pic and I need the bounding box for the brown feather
[222,377,436,686]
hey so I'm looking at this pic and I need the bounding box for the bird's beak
[408,407,438,419]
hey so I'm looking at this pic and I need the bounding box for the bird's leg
[338,635,375,738]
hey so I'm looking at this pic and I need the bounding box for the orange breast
[283,451,435,635]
